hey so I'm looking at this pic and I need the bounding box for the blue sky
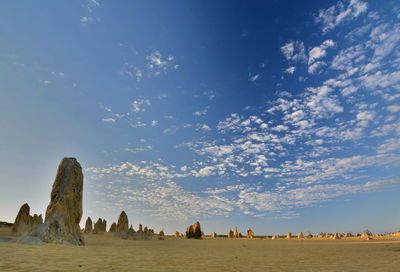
[1,0,400,235]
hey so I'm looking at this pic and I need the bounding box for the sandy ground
[1,227,400,272]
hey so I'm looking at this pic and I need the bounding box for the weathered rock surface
[185,221,202,239]
[297,232,304,239]
[159,230,165,236]
[28,158,84,245]
[138,224,143,232]
[109,222,117,232]
[12,203,32,233]
[93,218,106,234]
[228,229,234,238]
[175,231,180,237]
[286,232,292,239]
[332,233,341,240]
[116,211,129,234]
[31,214,43,227]
[211,232,217,239]
[84,217,93,233]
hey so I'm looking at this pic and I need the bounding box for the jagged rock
[286,232,292,239]
[175,231,180,237]
[159,230,165,236]
[109,222,117,232]
[306,232,313,239]
[31,214,43,227]
[28,158,84,245]
[332,233,341,240]
[228,229,234,238]
[129,224,133,231]
[116,211,129,234]
[93,218,105,234]
[211,232,217,239]
[185,221,202,239]
[297,232,304,239]
[84,217,93,233]
[246,229,254,239]
[138,224,143,232]
[144,226,148,234]
[12,203,32,233]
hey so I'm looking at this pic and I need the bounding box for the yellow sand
[1,227,400,272]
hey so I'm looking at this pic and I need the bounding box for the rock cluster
[93,218,107,234]
[11,203,44,233]
[185,221,202,239]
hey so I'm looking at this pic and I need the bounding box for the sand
[1,227,400,271]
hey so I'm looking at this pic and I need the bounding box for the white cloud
[308,61,327,74]
[377,138,400,153]
[280,41,307,63]
[132,99,151,113]
[194,108,208,116]
[308,40,335,65]
[284,66,296,74]
[249,73,261,82]
[315,0,368,33]
[387,105,400,113]
[102,118,116,123]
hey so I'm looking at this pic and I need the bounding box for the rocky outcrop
[12,203,32,233]
[116,211,128,234]
[228,229,234,238]
[84,217,93,233]
[297,232,304,239]
[271,235,278,240]
[306,232,313,239]
[286,232,292,239]
[332,233,341,240]
[159,230,165,236]
[246,229,254,239]
[109,222,117,232]
[211,232,217,239]
[120,228,152,240]
[175,231,180,237]
[185,221,202,239]
[28,158,84,245]
[31,214,43,227]
[93,218,105,234]
[138,224,143,232]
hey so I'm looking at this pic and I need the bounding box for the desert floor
[1,227,400,272]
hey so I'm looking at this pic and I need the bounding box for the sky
[0,0,400,235]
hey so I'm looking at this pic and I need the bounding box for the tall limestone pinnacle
[28,158,84,245]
